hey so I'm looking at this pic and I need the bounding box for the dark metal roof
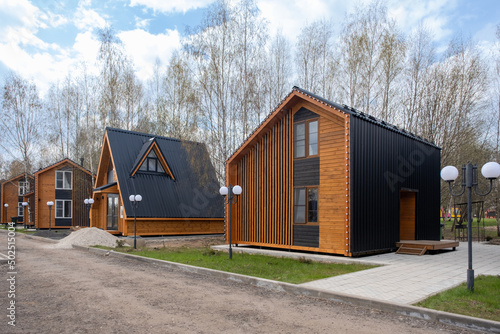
[292,86,440,149]
[35,158,93,175]
[105,127,223,219]
[227,87,439,163]
[94,182,117,191]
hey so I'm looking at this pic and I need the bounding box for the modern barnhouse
[32,158,94,229]
[90,127,224,236]
[224,87,447,257]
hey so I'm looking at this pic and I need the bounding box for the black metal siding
[293,225,319,247]
[56,189,72,200]
[55,218,72,227]
[349,117,441,255]
[294,107,318,122]
[294,157,320,186]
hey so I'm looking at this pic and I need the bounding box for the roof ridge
[105,127,202,146]
[35,158,93,175]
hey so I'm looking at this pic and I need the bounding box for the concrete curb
[73,245,500,333]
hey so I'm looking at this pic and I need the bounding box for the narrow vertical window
[308,120,318,156]
[308,188,318,222]
[294,188,306,223]
[18,203,23,217]
[294,123,306,158]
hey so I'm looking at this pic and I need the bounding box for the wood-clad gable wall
[228,109,294,247]
[227,98,351,255]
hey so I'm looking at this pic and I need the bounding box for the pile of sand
[53,227,119,249]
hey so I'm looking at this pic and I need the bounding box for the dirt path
[0,235,474,334]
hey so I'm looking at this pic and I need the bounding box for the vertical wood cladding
[318,112,350,255]
[230,110,293,246]
[293,225,319,247]
[73,167,93,227]
[293,157,319,186]
[349,117,440,255]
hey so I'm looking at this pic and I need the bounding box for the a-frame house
[91,127,224,236]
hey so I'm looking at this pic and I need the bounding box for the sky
[0,0,499,96]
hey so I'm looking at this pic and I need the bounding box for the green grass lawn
[415,275,500,322]
[106,245,376,284]
[441,218,500,241]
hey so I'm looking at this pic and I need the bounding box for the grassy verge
[415,275,500,322]
[0,225,36,234]
[441,218,500,241]
[97,245,376,284]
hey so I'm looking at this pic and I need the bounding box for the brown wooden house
[91,128,224,236]
[225,87,441,257]
[1,173,34,224]
[33,159,94,229]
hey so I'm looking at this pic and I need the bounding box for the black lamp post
[47,201,54,231]
[4,203,8,225]
[22,202,28,229]
[441,161,500,291]
[219,184,242,259]
[84,198,94,227]
[129,194,142,249]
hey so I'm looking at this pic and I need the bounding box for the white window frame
[18,181,29,196]
[55,200,72,219]
[55,170,72,190]
[18,202,24,217]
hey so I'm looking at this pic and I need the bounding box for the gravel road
[0,234,476,334]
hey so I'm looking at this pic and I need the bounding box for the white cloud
[256,0,350,45]
[387,0,457,42]
[74,2,107,31]
[130,0,214,13]
[134,16,151,29]
[118,29,182,81]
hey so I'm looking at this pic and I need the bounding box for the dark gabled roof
[228,87,439,163]
[293,87,440,149]
[94,182,117,191]
[35,158,93,176]
[105,127,223,219]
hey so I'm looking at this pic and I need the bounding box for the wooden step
[396,244,427,255]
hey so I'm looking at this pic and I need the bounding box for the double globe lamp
[440,161,500,291]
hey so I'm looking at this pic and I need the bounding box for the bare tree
[1,72,42,174]
[265,29,294,112]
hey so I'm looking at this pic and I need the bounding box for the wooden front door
[400,191,416,240]
[107,194,119,230]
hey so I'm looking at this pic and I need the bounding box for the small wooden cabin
[1,173,34,224]
[225,87,441,257]
[33,159,94,229]
[91,128,224,236]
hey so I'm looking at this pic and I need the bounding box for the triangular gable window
[132,141,175,180]
[139,150,165,173]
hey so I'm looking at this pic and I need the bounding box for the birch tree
[1,72,41,174]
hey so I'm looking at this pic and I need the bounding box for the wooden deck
[397,240,459,250]
[396,240,459,255]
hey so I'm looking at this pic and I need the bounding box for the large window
[18,181,29,196]
[294,119,319,158]
[294,187,318,224]
[139,150,165,173]
[56,171,72,190]
[55,200,72,218]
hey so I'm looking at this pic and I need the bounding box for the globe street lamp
[47,201,54,231]
[84,198,94,227]
[4,203,8,225]
[441,161,500,291]
[22,202,28,229]
[219,184,242,259]
[129,194,142,249]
